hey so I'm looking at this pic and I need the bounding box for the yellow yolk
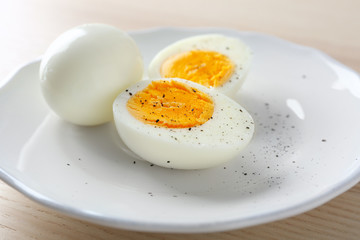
[160,50,235,88]
[126,80,214,128]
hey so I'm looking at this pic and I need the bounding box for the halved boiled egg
[113,78,254,169]
[148,34,252,98]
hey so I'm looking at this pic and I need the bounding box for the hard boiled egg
[113,78,254,169]
[40,24,143,126]
[148,34,252,98]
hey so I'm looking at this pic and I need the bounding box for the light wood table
[1,0,359,239]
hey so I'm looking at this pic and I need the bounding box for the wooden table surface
[1,0,360,239]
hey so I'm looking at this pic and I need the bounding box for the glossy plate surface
[1,28,360,233]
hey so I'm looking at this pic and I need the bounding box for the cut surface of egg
[40,23,143,126]
[113,78,254,169]
[148,34,252,98]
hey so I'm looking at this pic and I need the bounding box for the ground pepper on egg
[126,80,214,128]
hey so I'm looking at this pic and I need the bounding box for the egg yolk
[160,50,234,88]
[127,80,214,128]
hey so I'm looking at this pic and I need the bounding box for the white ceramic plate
[1,28,360,233]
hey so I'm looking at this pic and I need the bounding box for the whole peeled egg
[113,78,254,169]
[148,34,252,98]
[40,23,143,126]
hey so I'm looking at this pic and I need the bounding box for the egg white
[40,23,143,126]
[113,78,254,169]
[148,34,252,98]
